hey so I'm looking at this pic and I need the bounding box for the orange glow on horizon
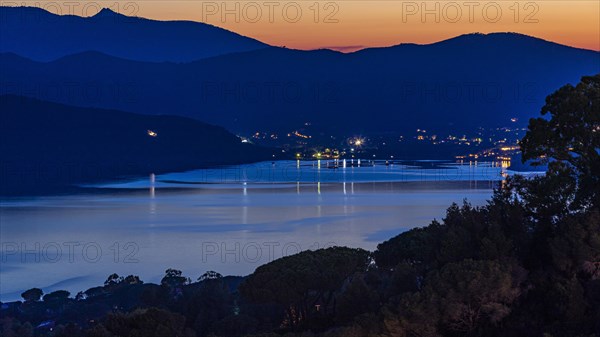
[8,1,600,52]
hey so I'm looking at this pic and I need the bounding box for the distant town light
[147,130,158,137]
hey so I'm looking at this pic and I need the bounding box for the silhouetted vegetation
[1,75,598,336]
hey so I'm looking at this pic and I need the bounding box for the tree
[100,308,195,337]
[43,290,70,302]
[387,260,523,336]
[434,260,522,334]
[84,286,106,298]
[335,275,379,324]
[374,220,445,271]
[75,291,86,301]
[239,247,371,329]
[20,288,43,302]
[16,322,33,337]
[123,275,143,285]
[161,269,189,301]
[160,268,191,293]
[520,74,600,210]
[187,276,233,336]
[104,273,123,287]
[198,270,223,282]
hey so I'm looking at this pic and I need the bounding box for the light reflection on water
[96,159,514,189]
[0,160,527,301]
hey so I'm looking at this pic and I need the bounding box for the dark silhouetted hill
[1,33,598,136]
[0,95,274,195]
[0,6,268,62]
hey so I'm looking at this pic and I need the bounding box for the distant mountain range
[1,28,598,136]
[0,6,268,62]
[1,7,597,195]
[0,95,274,195]
[1,7,599,137]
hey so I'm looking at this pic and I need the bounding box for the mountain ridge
[3,6,598,63]
[355,32,598,54]
[0,95,275,195]
[1,6,598,136]
[8,31,592,64]
[2,37,597,136]
[0,6,269,62]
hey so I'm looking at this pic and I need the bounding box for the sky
[10,1,600,51]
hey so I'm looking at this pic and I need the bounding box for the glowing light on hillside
[350,137,365,147]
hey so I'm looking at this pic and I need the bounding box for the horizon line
[2,5,599,53]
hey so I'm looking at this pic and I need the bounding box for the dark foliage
[1,76,599,336]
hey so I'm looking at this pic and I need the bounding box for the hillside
[0,95,274,195]
[1,33,598,136]
[0,6,268,62]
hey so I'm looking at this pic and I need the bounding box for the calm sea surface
[0,160,530,301]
